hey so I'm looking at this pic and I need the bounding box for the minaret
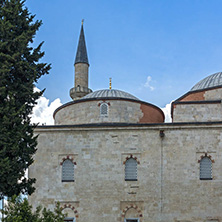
[70,20,92,100]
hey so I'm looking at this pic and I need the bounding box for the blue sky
[26,0,222,108]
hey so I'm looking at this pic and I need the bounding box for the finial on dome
[109,78,112,90]
[81,19,84,25]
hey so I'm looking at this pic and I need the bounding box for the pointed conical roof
[74,23,89,65]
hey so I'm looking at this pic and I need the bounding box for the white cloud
[161,102,173,123]
[144,76,155,91]
[31,88,62,125]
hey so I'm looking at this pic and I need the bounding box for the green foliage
[0,0,50,197]
[2,196,66,222]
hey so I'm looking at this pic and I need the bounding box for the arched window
[62,206,78,221]
[200,157,212,180]
[125,158,137,181]
[100,103,108,116]
[124,208,139,222]
[62,159,74,182]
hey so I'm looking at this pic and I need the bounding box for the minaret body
[70,22,92,100]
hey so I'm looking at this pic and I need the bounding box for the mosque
[29,22,222,222]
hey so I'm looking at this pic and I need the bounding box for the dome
[190,72,222,92]
[81,89,139,101]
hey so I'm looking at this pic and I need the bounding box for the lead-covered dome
[190,72,222,92]
[81,89,139,101]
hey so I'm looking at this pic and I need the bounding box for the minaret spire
[74,20,89,65]
[70,20,92,100]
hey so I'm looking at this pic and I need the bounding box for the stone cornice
[34,121,222,133]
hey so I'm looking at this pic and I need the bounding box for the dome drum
[54,89,164,125]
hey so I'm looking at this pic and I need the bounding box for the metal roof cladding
[74,22,89,65]
[80,89,140,101]
[190,72,222,92]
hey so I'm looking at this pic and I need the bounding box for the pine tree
[0,0,50,198]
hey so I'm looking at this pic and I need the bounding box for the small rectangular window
[125,219,139,222]
[64,218,76,222]
[206,220,219,222]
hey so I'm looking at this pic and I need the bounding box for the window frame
[124,219,140,222]
[100,102,108,117]
[125,158,138,181]
[199,156,212,180]
[64,217,76,222]
[62,159,75,182]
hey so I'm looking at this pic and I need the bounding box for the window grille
[64,217,76,222]
[62,160,74,182]
[200,157,212,180]
[125,158,137,181]
[125,219,139,222]
[100,103,108,116]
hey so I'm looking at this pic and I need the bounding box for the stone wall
[54,100,141,125]
[74,63,89,88]
[173,103,222,122]
[204,88,222,100]
[54,100,164,125]
[29,124,222,222]
[173,88,222,122]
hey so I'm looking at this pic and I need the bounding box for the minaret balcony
[70,86,92,100]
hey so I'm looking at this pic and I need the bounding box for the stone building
[29,23,222,222]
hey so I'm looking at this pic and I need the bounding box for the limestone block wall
[74,63,89,88]
[54,100,143,124]
[173,87,222,122]
[55,100,139,125]
[29,124,222,222]
[173,103,222,122]
[161,126,222,221]
[204,87,222,100]
[54,99,164,125]
[29,127,162,221]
